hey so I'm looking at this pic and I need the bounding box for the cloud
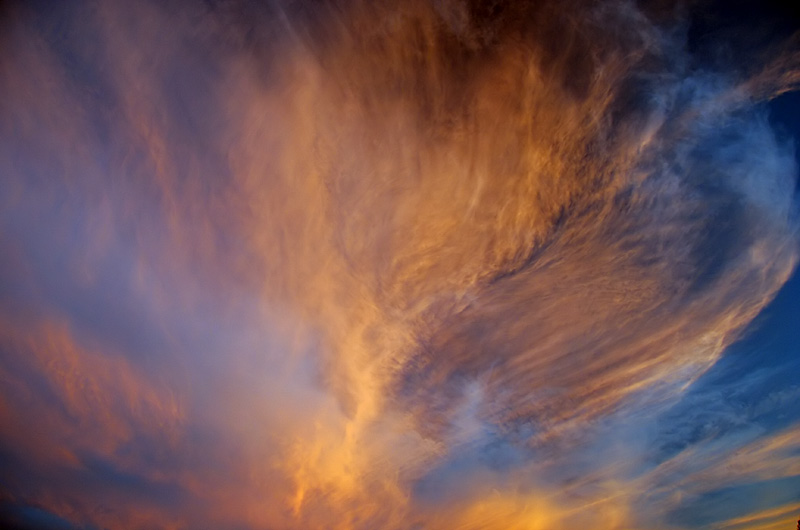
[711,501,800,530]
[0,0,798,528]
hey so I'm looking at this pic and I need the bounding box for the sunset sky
[1,1,799,529]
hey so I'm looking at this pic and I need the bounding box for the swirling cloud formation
[0,1,798,529]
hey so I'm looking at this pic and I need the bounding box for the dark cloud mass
[0,0,799,529]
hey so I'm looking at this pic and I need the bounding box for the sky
[0,0,799,529]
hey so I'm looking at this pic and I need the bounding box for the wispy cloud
[0,1,798,528]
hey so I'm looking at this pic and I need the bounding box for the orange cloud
[0,1,798,529]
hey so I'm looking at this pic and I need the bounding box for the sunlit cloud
[0,0,798,529]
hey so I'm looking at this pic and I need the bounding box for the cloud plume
[0,0,798,528]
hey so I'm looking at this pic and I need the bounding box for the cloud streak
[0,0,798,528]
